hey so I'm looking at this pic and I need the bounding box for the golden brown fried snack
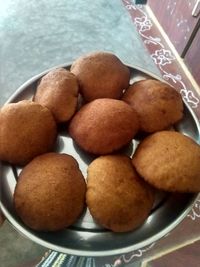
[0,100,57,165]
[69,99,139,154]
[34,68,79,123]
[70,51,130,102]
[86,155,155,232]
[122,79,183,133]
[14,153,86,231]
[132,131,200,192]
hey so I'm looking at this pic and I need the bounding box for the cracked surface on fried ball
[34,68,79,123]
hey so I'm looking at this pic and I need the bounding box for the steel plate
[0,64,199,257]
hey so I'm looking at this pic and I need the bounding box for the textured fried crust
[70,51,130,102]
[69,99,139,154]
[132,131,200,192]
[123,79,183,133]
[86,154,154,232]
[14,153,86,231]
[0,100,57,165]
[34,68,79,123]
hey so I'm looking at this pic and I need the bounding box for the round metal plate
[0,64,199,257]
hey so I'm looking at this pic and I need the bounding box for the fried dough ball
[86,155,155,232]
[132,131,200,192]
[122,79,183,133]
[70,51,130,102]
[14,153,86,231]
[69,99,139,154]
[0,100,57,165]
[34,68,79,123]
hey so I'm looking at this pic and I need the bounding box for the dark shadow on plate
[54,135,65,153]
[57,122,69,134]
[151,190,170,213]
[11,165,19,182]
[72,140,97,165]
[134,131,150,142]
[77,94,86,111]
[73,140,134,164]
[118,141,134,157]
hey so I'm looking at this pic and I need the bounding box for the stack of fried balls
[0,51,200,233]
